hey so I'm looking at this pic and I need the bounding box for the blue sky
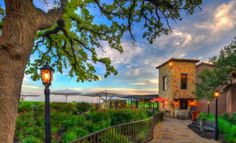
[16,0,236,97]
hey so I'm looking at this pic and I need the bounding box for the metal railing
[72,112,163,143]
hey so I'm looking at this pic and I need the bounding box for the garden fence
[71,112,163,143]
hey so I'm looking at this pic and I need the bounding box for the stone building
[156,58,199,118]
[156,58,236,118]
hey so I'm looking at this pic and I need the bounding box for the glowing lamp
[207,101,210,104]
[168,62,173,66]
[40,62,53,86]
[214,90,220,97]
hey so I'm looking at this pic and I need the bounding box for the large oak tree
[0,0,202,142]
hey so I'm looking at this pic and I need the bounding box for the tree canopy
[0,0,202,82]
[196,38,236,100]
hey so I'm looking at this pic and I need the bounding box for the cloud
[195,1,236,33]
[22,85,39,89]
[131,79,158,86]
[97,42,143,66]
[154,30,192,50]
[84,87,158,95]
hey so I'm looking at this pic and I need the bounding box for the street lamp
[207,101,210,115]
[214,90,220,141]
[40,62,53,143]
[152,100,155,113]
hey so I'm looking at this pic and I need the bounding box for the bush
[222,113,230,121]
[218,117,236,143]
[62,130,77,143]
[229,112,236,124]
[100,129,132,143]
[51,102,77,114]
[22,136,41,143]
[109,109,149,126]
[77,102,92,114]
[197,112,208,121]
[16,102,153,143]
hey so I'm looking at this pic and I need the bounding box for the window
[181,74,188,89]
[180,100,188,109]
[163,76,167,91]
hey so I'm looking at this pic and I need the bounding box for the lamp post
[214,90,220,141]
[40,62,54,143]
[207,101,210,115]
[152,101,155,113]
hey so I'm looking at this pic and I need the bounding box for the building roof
[156,58,200,69]
[196,62,215,67]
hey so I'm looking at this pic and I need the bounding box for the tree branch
[35,0,67,30]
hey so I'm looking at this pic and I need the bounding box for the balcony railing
[71,112,163,143]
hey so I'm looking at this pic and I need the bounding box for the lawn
[15,101,155,143]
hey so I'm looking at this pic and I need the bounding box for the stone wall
[170,62,197,99]
[159,63,172,110]
[159,61,197,111]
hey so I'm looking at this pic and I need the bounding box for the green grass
[15,101,155,143]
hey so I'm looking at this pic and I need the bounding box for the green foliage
[197,112,208,121]
[76,102,92,114]
[22,136,42,143]
[62,128,88,143]
[62,130,77,143]
[16,101,152,143]
[99,128,132,143]
[22,0,202,82]
[196,38,236,100]
[201,112,236,143]
[229,112,236,124]
[218,118,236,143]
[109,109,149,125]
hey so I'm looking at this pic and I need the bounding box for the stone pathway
[149,118,219,143]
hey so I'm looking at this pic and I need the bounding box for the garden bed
[14,101,156,143]
[188,123,226,142]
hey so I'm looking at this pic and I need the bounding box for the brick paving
[149,118,219,143]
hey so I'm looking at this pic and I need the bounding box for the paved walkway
[149,118,219,143]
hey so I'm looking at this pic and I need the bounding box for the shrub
[100,128,132,143]
[22,136,41,143]
[77,102,92,114]
[229,112,236,124]
[16,102,153,143]
[61,115,86,130]
[51,102,77,114]
[218,117,236,143]
[222,113,230,121]
[62,130,77,143]
[197,112,208,121]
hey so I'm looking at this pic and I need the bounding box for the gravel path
[149,118,219,143]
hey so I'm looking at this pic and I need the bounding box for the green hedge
[15,101,154,143]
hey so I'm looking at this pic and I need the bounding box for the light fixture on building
[168,62,173,66]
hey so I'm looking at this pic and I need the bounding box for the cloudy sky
[19,0,236,100]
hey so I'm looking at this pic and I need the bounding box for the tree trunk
[0,1,39,142]
[0,1,63,142]
[0,51,27,142]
